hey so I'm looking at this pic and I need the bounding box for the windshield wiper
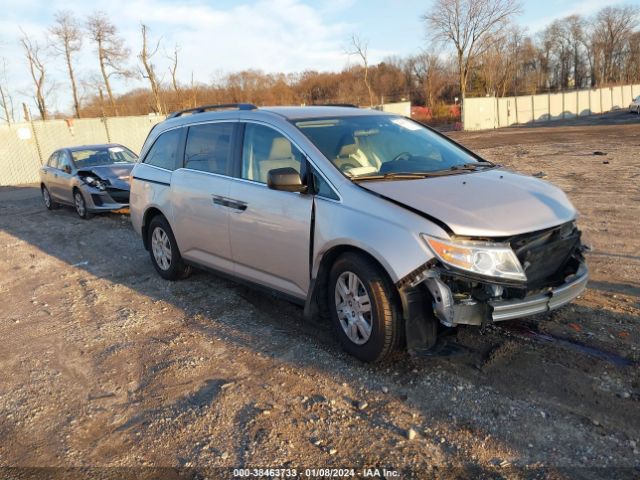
[351,171,451,182]
[449,161,496,171]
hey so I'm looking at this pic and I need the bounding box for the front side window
[184,123,234,175]
[312,170,339,200]
[144,129,181,171]
[295,115,485,179]
[241,123,304,184]
[58,151,74,173]
[47,152,60,169]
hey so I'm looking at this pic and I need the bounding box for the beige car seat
[336,143,381,170]
[258,137,300,183]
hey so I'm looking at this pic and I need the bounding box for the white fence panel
[462,82,640,131]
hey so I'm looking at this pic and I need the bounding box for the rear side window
[144,129,181,170]
[184,123,234,175]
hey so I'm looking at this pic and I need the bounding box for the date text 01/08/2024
[232,468,401,477]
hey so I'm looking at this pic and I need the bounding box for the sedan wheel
[335,271,373,345]
[41,186,57,210]
[74,191,90,219]
[151,226,172,271]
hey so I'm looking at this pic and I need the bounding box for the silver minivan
[130,104,588,362]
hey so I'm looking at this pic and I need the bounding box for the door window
[47,152,60,169]
[312,169,339,200]
[144,128,181,170]
[241,124,304,183]
[184,123,234,175]
[58,151,74,174]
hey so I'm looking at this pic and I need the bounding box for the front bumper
[81,185,130,213]
[423,262,589,327]
[489,263,588,321]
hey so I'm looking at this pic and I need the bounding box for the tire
[328,252,402,362]
[73,189,92,219]
[147,215,192,280]
[41,185,58,210]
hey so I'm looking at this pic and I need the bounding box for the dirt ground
[1,112,639,479]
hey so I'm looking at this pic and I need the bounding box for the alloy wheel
[42,188,51,208]
[334,271,373,345]
[74,192,86,217]
[151,227,172,271]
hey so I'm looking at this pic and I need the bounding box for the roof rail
[167,103,258,119]
[310,103,359,108]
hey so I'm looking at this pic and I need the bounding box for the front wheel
[73,190,92,219]
[328,253,402,362]
[148,215,192,280]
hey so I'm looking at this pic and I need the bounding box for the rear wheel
[148,215,192,280]
[328,252,402,362]
[41,185,58,210]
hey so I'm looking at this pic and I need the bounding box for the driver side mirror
[62,165,72,174]
[267,167,307,193]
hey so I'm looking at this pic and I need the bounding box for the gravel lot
[1,112,639,479]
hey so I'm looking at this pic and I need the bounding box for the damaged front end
[77,169,131,210]
[400,221,588,341]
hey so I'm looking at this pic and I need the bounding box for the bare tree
[423,0,521,99]
[591,5,639,84]
[86,11,130,115]
[411,51,450,106]
[20,30,48,120]
[347,34,375,107]
[477,25,524,96]
[0,58,15,124]
[138,24,163,114]
[168,44,180,94]
[50,11,82,118]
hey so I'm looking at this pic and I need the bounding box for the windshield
[71,146,138,169]
[294,115,486,179]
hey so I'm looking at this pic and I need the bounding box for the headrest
[269,137,292,159]
[338,144,358,157]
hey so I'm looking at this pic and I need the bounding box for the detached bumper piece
[489,264,588,321]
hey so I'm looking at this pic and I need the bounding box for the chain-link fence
[0,114,165,186]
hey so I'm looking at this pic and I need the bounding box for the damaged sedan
[40,144,137,219]
[130,105,588,362]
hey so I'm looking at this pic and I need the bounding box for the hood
[77,164,133,189]
[362,169,576,238]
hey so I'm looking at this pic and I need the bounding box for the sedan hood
[77,164,133,190]
[362,169,576,237]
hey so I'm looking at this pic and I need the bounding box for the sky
[0,0,638,117]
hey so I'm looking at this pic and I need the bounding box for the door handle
[212,195,247,211]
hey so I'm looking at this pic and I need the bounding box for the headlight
[83,176,106,191]
[422,234,526,282]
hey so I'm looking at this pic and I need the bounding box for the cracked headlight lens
[422,234,526,282]
[82,176,106,191]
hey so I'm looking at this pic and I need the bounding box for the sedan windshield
[295,115,489,179]
[71,146,137,169]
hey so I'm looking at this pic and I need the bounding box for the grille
[91,194,103,206]
[511,222,580,289]
[106,189,130,204]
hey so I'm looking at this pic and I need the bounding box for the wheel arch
[304,243,399,322]
[141,206,167,251]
